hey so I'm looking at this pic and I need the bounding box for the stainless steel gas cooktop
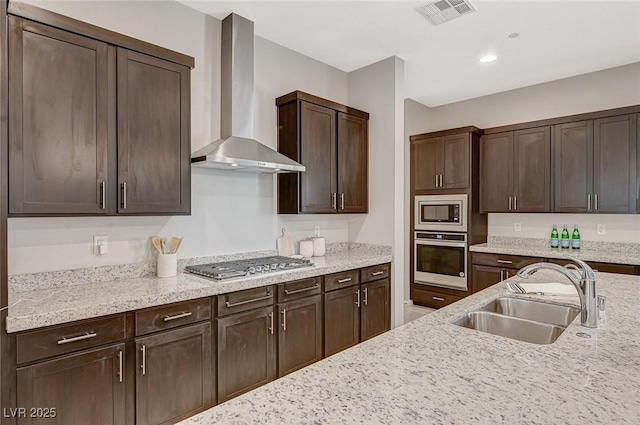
[184,256,313,281]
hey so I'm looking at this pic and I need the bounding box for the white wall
[8,0,352,274]
[347,57,405,328]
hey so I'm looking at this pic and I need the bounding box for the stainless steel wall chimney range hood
[191,13,305,173]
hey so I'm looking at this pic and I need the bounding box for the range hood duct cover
[191,13,305,173]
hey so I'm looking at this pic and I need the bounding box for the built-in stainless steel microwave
[414,194,467,232]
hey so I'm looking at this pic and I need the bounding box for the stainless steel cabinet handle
[363,288,368,306]
[595,194,598,210]
[500,270,504,280]
[508,196,512,210]
[100,181,106,209]
[141,345,146,375]
[514,196,517,210]
[371,271,384,276]
[331,193,337,209]
[225,292,272,308]
[432,296,445,302]
[268,312,274,335]
[340,193,345,210]
[338,277,352,284]
[118,350,123,383]
[505,271,510,279]
[57,331,97,345]
[121,183,127,209]
[435,175,439,188]
[356,289,361,307]
[587,194,592,211]
[163,311,193,322]
[439,174,443,188]
[281,309,287,331]
[284,283,319,295]
[496,260,513,264]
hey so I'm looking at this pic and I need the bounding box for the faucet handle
[597,295,606,322]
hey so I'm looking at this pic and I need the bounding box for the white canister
[157,253,177,278]
[299,240,314,258]
[311,237,326,257]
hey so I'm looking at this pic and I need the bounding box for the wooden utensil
[160,238,167,255]
[170,237,183,254]
[151,236,164,254]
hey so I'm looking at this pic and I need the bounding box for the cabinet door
[471,265,505,293]
[117,48,191,214]
[16,344,125,425]
[593,114,637,213]
[554,121,594,212]
[441,133,470,189]
[278,295,322,377]
[217,306,276,403]
[411,138,440,191]
[361,279,390,341]
[480,132,513,212]
[512,127,551,212]
[299,101,337,213]
[337,113,368,212]
[8,17,110,215]
[324,286,360,357]
[136,323,212,425]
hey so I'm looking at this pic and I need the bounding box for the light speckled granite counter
[179,270,640,425]
[7,244,392,333]
[470,237,640,266]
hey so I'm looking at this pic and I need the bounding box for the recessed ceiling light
[508,33,519,39]
[480,55,497,63]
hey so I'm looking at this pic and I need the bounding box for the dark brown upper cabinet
[276,91,369,214]
[8,13,192,216]
[554,115,638,213]
[411,132,471,191]
[480,127,551,213]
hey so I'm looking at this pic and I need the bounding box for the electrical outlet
[514,222,522,232]
[93,235,108,255]
[597,224,606,235]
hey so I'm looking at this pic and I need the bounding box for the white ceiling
[178,0,640,107]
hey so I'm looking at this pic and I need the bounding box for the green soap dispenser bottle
[561,225,570,249]
[550,224,559,248]
[571,225,581,250]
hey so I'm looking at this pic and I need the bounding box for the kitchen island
[180,270,640,425]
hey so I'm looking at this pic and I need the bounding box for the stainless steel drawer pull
[435,175,439,187]
[363,288,368,306]
[496,260,513,264]
[141,345,146,375]
[331,193,337,209]
[514,196,517,210]
[439,175,443,187]
[284,284,319,295]
[225,292,272,308]
[594,194,598,210]
[121,182,127,209]
[356,289,361,307]
[371,271,384,276]
[508,196,512,210]
[268,312,274,335]
[100,181,106,209]
[433,296,445,302]
[163,311,193,322]
[587,194,592,210]
[338,277,352,284]
[281,309,287,331]
[57,331,97,345]
[340,193,345,210]
[118,350,123,383]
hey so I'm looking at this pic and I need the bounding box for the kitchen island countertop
[179,270,640,425]
[7,245,392,333]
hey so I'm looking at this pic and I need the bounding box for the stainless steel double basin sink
[452,297,580,344]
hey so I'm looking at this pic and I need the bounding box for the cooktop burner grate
[184,256,313,281]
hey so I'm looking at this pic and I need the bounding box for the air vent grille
[416,0,476,26]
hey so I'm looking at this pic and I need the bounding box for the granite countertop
[7,245,392,333]
[470,237,640,266]
[179,270,640,425]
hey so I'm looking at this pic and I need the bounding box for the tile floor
[403,303,435,324]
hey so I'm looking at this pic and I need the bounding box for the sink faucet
[516,257,601,328]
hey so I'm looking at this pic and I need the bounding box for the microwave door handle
[415,240,467,248]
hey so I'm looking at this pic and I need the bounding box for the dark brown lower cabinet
[277,295,322,377]
[471,265,508,293]
[361,278,390,341]
[16,344,126,425]
[324,285,360,357]
[135,323,212,425]
[217,306,276,403]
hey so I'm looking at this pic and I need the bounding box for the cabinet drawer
[277,277,321,302]
[136,298,211,336]
[472,253,543,269]
[360,263,390,283]
[324,269,360,292]
[412,287,463,309]
[17,315,126,364]
[217,286,274,317]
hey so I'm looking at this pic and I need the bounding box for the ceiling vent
[415,0,476,26]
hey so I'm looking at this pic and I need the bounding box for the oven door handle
[414,240,467,249]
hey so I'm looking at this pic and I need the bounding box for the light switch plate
[597,224,606,235]
[514,222,522,232]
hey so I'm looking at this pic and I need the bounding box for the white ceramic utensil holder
[299,240,314,258]
[311,237,326,257]
[157,253,177,278]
